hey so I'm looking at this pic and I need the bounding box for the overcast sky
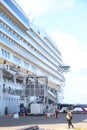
[15,0,87,104]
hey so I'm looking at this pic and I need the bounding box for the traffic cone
[46,113,50,118]
[23,113,26,117]
[8,113,12,117]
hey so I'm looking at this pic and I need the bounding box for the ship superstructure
[0,0,65,115]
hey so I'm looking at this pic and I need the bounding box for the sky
[15,0,87,104]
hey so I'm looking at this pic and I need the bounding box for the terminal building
[0,0,66,115]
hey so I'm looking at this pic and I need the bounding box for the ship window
[11,98,13,101]
[6,97,8,101]
[1,49,10,59]
[1,32,3,36]
[37,30,40,35]
[32,66,37,72]
[14,98,16,101]
[3,97,5,101]
[24,61,29,68]
[0,21,3,25]
[9,97,10,101]
[1,49,4,56]
[13,55,21,64]
[17,98,19,102]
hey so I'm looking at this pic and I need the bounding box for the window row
[1,20,41,56]
[1,21,60,78]
[1,49,10,59]
[1,48,29,68]
[0,96,20,102]
[1,19,60,68]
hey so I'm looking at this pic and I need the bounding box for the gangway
[24,75,58,115]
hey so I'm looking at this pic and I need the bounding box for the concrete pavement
[0,114,87,130]
[0,123,85,130]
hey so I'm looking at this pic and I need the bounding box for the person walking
[55,108,59,118]
[66,110,74,129]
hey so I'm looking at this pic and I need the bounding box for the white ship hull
[0,0,65,115]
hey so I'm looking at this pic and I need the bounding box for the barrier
[13,113,19,119]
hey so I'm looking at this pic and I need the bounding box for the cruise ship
[0,0,65,115]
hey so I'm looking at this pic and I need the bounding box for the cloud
[51,30,78,64]
[51,30,87,104]
[63,83,87,104]
[51,30,87,72]
[63,72,87,103]
[15,0,74,18]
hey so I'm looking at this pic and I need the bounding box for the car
[71,107,83,113]
[71,107,87,114]
[83,107,87,113]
